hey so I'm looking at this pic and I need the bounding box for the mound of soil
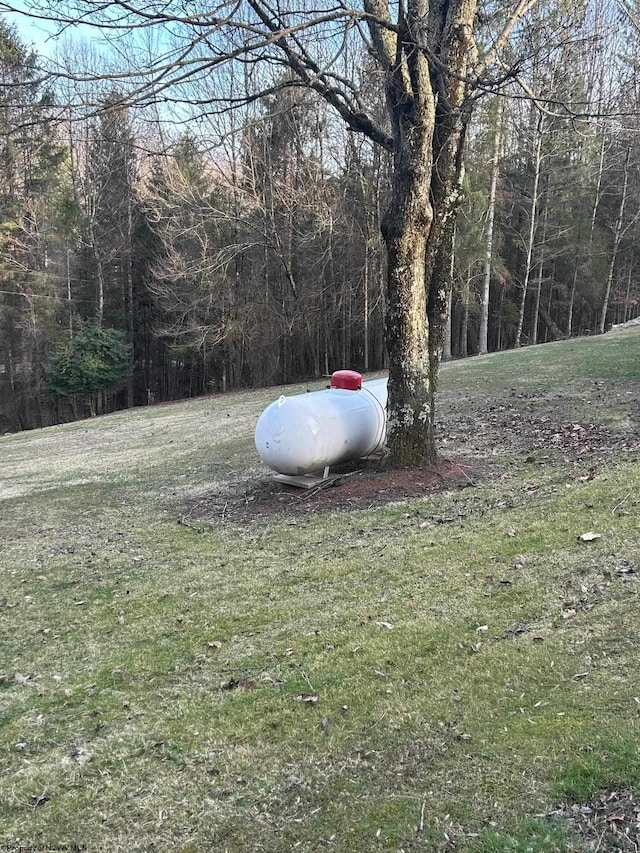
[183,457,480,526]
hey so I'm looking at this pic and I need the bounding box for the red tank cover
[330,369,363,391]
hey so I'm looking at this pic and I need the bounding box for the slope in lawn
[0,329,638,852]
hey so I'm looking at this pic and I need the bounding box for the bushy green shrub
[47,324,130,397]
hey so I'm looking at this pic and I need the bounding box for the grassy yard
[1,330,639,852]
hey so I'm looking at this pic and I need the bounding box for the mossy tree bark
[369,0,478,466]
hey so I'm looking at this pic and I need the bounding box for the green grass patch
[554,732,640,802]
[469,818,573,853]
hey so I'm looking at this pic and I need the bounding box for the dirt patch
[551,789,640,851]
[183,457,481,525]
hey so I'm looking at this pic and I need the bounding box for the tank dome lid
[330,369,363,391]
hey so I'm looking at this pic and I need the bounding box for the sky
[1,2,98,58]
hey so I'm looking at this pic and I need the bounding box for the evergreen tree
[0,18,64,431]
[80,91,140,406]
[46,322,130,416]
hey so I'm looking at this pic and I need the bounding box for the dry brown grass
[1,330,639,852]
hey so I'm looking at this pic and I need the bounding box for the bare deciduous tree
[2,0,543,464]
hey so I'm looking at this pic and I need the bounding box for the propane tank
[255,371,387,476]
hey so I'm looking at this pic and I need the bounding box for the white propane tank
[255,370,388,476]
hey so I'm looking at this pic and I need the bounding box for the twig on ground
[298,471,360,501]
[449,461,476,485]
[419,799,426,833]
[612,491,632,515]
[593,826,607,853]
[179,503,206,532]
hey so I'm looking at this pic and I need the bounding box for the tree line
[1,3,639,434]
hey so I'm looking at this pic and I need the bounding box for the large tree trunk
[424,2,476,451]
[382,124,435,465]
[374,0,477,467]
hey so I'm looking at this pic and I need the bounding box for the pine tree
[0,19,64,431]
[81,91,139,407]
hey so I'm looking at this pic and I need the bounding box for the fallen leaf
[375,621,394,630]
[513,555,527,568]
[207,641,223,650]
[532,636,545,644]
[506,527,516,537]
[578,532,601,542]
[320,716,329,734]
[476,625,489,633]
[295,693,319,704]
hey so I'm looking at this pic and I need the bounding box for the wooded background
[1,2,639,433]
